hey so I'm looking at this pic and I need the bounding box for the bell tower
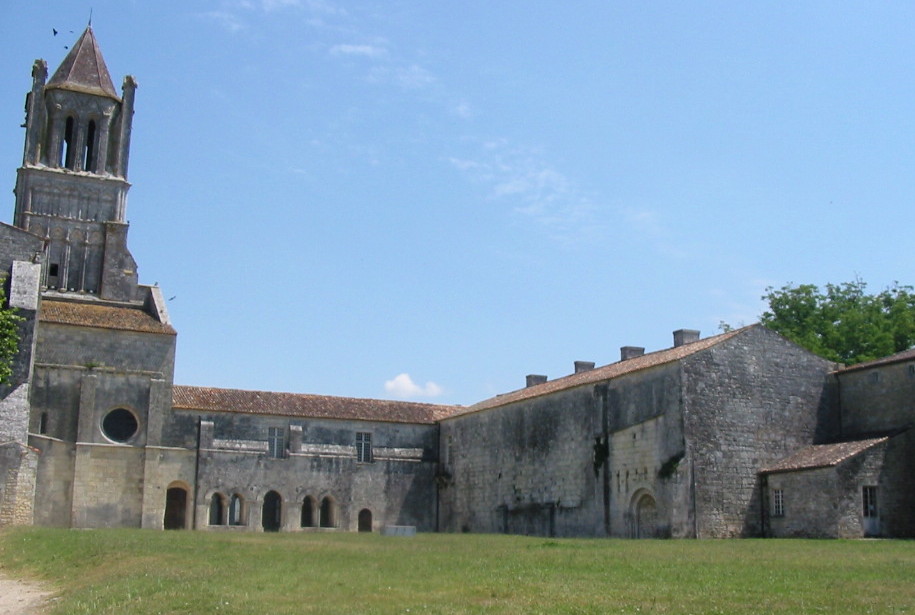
[14,26,140,302]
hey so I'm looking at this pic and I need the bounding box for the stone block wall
[438,385,601,537]
[0,443,39,526]
[681,326,837,537]
[184,412,438,532]
[29,436,75,526]
[70,444,145,528]
[839,360,915,436]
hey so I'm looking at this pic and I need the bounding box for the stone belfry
[14,26,140,302]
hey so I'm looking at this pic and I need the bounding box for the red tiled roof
[172,385,460,424]
[40,299,176,335]
[761,437,890,474]
[836,348,915,374]
[445,326,749,419]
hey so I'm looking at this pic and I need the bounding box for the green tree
[0,282,21,384]
[760,279,915,365]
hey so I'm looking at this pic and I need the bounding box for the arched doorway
[301,496,317,528]
[164,486,188,530]
[358,508,372,532]
[320,496,336,528]
[633,491,658,538]
[262,491,282,532]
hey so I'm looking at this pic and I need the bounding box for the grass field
[0,528,912,614]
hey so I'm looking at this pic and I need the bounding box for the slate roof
[445,326,749,419]
[761,436,890,474]
[836,348,915,374]
[172,385,460,425]
[46,26,119,100]
[40,299,176,335]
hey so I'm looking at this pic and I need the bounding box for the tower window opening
[83,120,96,172]
[62,116,75,169]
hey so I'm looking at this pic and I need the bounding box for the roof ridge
[452,325,753,418]
[172,384,459,409]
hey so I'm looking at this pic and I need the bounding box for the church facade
[0,30,911,538]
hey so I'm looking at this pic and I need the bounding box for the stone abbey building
[0,29,912,538]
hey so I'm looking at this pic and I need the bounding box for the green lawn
[0,528,912,614]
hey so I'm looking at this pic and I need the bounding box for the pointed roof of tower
[46,26,119,100]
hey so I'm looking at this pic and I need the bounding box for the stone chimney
[620,346,645,361]
[673,329,700,347]
[574,361,595,374]
[526,374,548,387]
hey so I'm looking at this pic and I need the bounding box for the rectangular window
[772,488,785,517]
[356,432,373,463]
[863,486,878,518]
[268,427,286,459]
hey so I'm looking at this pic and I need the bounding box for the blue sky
[2,2,913,405]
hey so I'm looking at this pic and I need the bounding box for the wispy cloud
[384,373,443,399]
[449,140,603,246]
[330,43,388,58]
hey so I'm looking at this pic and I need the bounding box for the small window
[869,371,881,384]
[268,427,286,459]
[863,486,878,518]
[908,364,915,378]
[772,488,785,517]
[48,263,59,278]
[38,412,48,435]
[356,432,373,463]
[101,408,138,443]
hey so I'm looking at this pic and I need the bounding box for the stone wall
[681,326,837,537]
[29,436,75,526]
[438,385,600,537]
[839,359,915,435]
[0,443,39,526]
[70,443,145,528]
[182,411,438,532]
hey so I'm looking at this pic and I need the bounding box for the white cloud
[384,373,444,399]
[330,44,388,58]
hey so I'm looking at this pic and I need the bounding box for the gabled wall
[681,326,837,537]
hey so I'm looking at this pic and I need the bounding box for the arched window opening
[320,496,336,528]
[209,493,225,526]
[301,496,316,528]
[229,494,244,526]
[62,116,75,169]
[164,487,188,530]
[358,509,372,532]
[262,490,282,532]
[82,119,97,172]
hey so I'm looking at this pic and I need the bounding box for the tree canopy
[760,279,915,366]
